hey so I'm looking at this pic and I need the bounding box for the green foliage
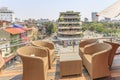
[59,17,64,22]
[82,22,117,34]
[59,15,64,22]
[82,22,90,31]
[82,21,120,37]
[102,28,109,34]
[116,29,120,32]
[52,23,57,33]
[44,22,56,35]
[95,23,104,32]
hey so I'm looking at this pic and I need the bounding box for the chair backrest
[17,46,48,57]
[104,41,120,67]
[84,43,112,55]
[79,39,98,48]
[32,40,54,50]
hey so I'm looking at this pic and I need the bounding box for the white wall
[0,42,11,57]
[0,12,14,22]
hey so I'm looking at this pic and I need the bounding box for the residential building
[0,25,32,58]
[39,18,49,23]
[22,27,32,41]
[57,11,82,45]
[84,17,89,22]
[105,17,111,22]
[92,12,98,22]
[0,29,11,57]
[0,7,14,22]
[0,20,11,28]
[3,27,25,53]
[0,26,31,67]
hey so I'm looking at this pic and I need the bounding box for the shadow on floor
[10,74,22,80]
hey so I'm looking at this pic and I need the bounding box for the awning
[13,24,23,28]
[97,0,120,18]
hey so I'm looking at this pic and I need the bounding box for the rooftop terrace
[1,42,120,80]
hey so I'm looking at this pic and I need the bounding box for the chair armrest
[90,50,110,77]
[92,50,108,57]
[79,40,87,48]
[104,41,120,53]
[47,42,54,50]
[92,50,110,67]
[104,41,120,46]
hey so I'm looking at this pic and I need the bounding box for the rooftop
[0,43,120,80]
[4,27,25,34]
[0,7,13,13]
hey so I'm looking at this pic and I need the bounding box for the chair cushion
[84,54,92,63]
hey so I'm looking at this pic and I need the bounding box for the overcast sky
[0,0,118,21]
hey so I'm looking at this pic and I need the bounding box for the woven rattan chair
[17,46,48,80]
[83,43,112,79]
[104,41,120,68]
[32,40,55,69]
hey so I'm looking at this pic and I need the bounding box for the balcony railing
[58,27,82,29]
[58,22,80,24]
[60,16,80,19]
[58,31,82,35]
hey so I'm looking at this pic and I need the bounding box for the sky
[0,0,118,21]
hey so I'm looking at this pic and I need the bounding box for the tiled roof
[4,27,25,34]
[0,20,10,23]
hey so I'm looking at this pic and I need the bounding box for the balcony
[58,31,82,35]
[58,22,80,24]
[60,16,80,19]
[1,37,120,80]
[58,27,81,29]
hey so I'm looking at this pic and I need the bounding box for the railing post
[110,37,112,42]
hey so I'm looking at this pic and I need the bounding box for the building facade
[0,7,14,22]
[57,11,82,45]
[104,18,111,22]
[84,17,89,22]
[92,12,98,22]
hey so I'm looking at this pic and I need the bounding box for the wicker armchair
[79,39,98,59]
[104,41,120,68]
[17,46,48,80]
[83,43,112,79]
[32,40,55,69]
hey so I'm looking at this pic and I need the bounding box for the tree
[82,22,90,31]
[95,23,104,33]
[89,22,97,31]
[28,26,39,41]
[52,23,57,33]
[44,22,55,35]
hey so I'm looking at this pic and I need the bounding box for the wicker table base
[60,53,82,78]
